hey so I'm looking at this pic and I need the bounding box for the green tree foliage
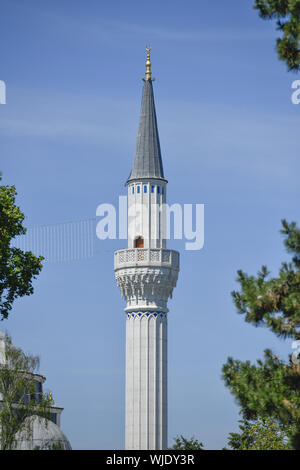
[222,220,300,449]
[226,416,295,450]
[172,435,204,450]
[33,440,65,450]
[232,219,300,340]
[0,177,43,320]
[0,334,51,450]
[254,0,300,71]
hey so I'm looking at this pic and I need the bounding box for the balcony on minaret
[114,247,179,271]
[114,246,179,312]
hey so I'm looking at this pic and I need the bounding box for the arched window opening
[135,236,144,248]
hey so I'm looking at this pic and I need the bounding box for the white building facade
[114,49,180,450]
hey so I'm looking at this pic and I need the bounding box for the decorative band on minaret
[114,48,180,450]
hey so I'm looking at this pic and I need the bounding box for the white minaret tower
[114,48,179,450]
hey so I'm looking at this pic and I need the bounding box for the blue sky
[1,0,300,449]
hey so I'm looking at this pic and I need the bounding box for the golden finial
[49,392,53,401]
[143,46,155,81]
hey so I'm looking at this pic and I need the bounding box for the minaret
[114,48,180,450]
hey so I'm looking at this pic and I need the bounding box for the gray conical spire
[127,58,165,184]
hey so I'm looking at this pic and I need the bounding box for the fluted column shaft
[125,312,167,450]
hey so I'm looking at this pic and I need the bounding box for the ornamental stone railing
[114,248,180,271]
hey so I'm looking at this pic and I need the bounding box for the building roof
[15,415,72,450]
[127,78,166,184]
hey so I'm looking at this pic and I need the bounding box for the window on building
[132,186,134,194]
[50,413,57,425]
[35,381,42,404]
[157,186,160,194]
[144,185,147,193]
[151,185,154,193]
[162,187,164,195]
[135,236,144,248]
[137,186,140,193]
